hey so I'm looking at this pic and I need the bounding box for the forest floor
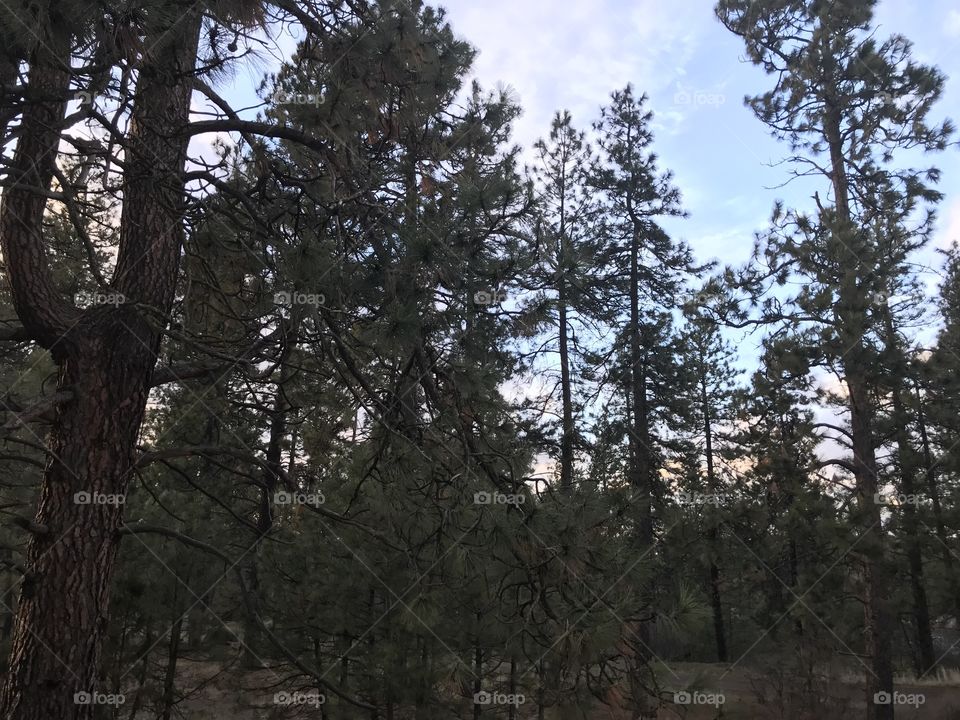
[141,658,960,719]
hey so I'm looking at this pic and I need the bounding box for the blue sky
[436,0,960,277]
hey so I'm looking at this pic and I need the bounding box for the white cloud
[439,0,703,147]
[946,10,960,37]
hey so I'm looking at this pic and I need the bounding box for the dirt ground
[125,658,960,719]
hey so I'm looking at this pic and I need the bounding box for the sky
[433,0,960,276]
[213,1,960,277]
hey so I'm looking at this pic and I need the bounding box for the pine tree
[0,5,208,716]
[716,1,953,713]
[920,244,960,622]
[681,302,740,662]
[588,86,693,715]
[531,111,605,493]
[591,85,688,548]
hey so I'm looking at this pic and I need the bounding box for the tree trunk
[242,318,296,667]
[508,656,517,720]
[630,225,653,548]
[0,547,16,649]
[708,560,727,662]
[556,153,575,493]
[0,46,23,138]
[414,636,429,720]
[824,103,894,720]
[160,616,183,720]
[790,539,803,638]
[626,225,658,718]
[537,659,545,720]
[846,371,895,720]
[472,643,482,720]
[558,275,575,492]
[0,11,201,719]
[700,365,727,662]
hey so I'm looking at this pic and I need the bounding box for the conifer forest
[2,0,960,718]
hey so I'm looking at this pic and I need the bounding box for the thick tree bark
[0,25,76,351]
[0,331,160,719]
[0,49,22,139]
[0,10,201,720]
